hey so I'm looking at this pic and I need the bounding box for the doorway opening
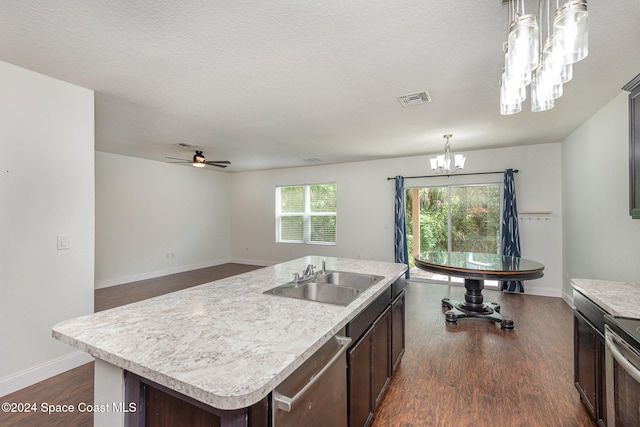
[405,183,502,288]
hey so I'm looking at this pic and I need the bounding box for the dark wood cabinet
[626,75,640,219]
[391,290,406,374]
[573,291,607,427]
[574,310,598,418]
[348,306,391,427]
[348,330,374,427]
[372,308,391,408]
[347,278,406,427]
[125,373,268,427]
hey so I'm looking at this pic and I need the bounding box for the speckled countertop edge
[52,256,407,410]
[571,278,640,318]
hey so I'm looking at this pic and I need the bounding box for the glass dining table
[414,251,544,329]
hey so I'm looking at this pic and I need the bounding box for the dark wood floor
[373,283,594,427]
[1,265,594,427]
[94,263,263,312]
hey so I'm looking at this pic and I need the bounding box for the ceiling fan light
[192,162,206,168]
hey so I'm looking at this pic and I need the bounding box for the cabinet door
[348,330,373,427]
[597,333,607,427]
[391,291,405,375]
[574,311,598,419]
[372,307,391,409]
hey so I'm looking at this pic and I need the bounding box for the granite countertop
[53,256,407,410]
[571,278,640,318]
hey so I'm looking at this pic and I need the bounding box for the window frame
[275,182,337,245]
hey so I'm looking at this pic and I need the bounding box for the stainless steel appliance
[604,315,640,427]
[272,333,351,427]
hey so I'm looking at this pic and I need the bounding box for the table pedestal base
[441,279,514,330]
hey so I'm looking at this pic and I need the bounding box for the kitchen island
[52,256,407,427]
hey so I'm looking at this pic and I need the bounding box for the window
[406,183,502,287]
[276,183,337,244]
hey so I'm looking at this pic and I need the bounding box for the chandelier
[430,134,466,174]
[500,0,588,114]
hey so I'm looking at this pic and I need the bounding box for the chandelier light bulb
[430,134,465,174]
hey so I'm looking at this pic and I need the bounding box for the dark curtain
[394,176,410,279]
[500,168,523,292]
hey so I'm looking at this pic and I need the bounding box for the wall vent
[397,91,432,107]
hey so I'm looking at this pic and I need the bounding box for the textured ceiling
[1,1,639,172]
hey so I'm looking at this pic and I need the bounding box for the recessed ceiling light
[397,91,432,107]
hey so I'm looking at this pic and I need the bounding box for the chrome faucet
[293,264,316,283]
[302,263,315,278]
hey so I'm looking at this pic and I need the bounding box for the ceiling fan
[165,151,231,169]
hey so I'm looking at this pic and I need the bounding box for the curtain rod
[386,169,518,180]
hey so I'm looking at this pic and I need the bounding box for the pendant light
[430,134,466,174]
[499,0,588,114]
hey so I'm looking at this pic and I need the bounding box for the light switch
[57,235,69,250]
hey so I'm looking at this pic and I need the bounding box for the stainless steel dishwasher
[272,332,351,427]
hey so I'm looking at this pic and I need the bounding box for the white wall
[95,152,231,288]
[0,61,94,394]
[229,142,563,296]
[562,92,640,300]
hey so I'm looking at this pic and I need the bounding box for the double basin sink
[264,271,384,306]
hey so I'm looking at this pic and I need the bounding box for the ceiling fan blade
[207,163,228,168]
[205,160,231,165]
[165,156,190,162]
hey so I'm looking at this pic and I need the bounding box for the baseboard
[95,258,233,289]
[562,289,575,308]
[0,351,94,397]
[522,287,563,298]
[228,257,274,267]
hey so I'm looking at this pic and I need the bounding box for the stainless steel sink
[264,271,384,306]
[314,271,384,290]
[269,282,360,305]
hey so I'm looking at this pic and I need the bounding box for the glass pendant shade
[531,73,554,112]
[539,66,563,99]
[553,0,588,65]
[507,14,540,76]
[559,63,573,83]
[500,71,523,115]
[539,43,564,100]
[505,53,532,88]
[454,154,466,169]
[501,100,522,115]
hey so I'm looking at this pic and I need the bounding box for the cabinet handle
[273,335,352,412]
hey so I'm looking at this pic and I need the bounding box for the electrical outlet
[57,235,69,250]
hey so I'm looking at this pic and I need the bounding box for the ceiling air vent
[397,90,432,107]
[302,158,323,163]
